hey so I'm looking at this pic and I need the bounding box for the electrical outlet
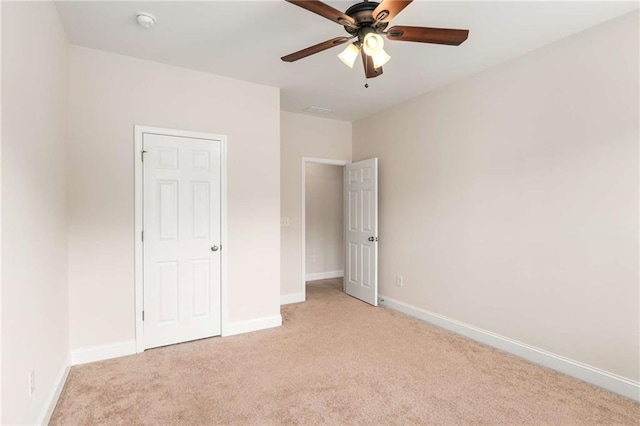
[395,275,403,287]
[280,217,290,227]
[28,370,35,397]
[310,255,316,263]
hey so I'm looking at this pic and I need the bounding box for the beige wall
[281,112,351,300]
[305,164,343,276]
[67,46,281,351]
[1,2,69,423]
[353,11,639,380]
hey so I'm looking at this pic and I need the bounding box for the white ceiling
[55,1,638,121]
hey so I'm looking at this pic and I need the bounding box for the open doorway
[301,157,348,301]
[300,157,379,306]
[304,162,345,296]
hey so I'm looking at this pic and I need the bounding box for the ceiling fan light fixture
[362,32,384,56]
[338,43,360,68]
[372,49,391,68]
[280,0,470,84]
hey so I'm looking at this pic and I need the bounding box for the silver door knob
[211,245,219,252]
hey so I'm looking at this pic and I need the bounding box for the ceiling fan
[281,0,469,84]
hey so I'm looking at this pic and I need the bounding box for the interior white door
[143,133,221,349]
[344,158,378,306]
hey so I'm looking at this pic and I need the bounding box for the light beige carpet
[51,279,639,425]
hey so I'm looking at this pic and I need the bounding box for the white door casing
[344,158,378,306]
[138,129,224,350]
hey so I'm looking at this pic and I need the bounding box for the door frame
[134,125,228,353]
[301,157,350,301]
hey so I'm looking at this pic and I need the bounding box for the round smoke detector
[136,12,156,29]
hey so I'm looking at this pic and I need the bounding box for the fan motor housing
[343,1,389,35]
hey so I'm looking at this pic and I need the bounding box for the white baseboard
[223,315,282,337]
[281,292,304,305]
[70,316,283,364]
[71,340,137,366]
[379,295,640,402]
[305,270,344,281]
[37,353,71,425]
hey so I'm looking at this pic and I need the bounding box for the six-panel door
[344,158,378,306]
[143,133,222,349]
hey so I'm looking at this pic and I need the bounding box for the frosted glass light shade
[338,44,360,68]
[362,33,384,56]
[372,49,391,68]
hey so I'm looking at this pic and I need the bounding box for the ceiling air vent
[305,106,335,115]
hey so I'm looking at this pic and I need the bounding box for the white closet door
[143,133,221,349]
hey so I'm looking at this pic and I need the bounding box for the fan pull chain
[364,53,369,88]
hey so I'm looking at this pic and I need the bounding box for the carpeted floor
[51,278,640,425]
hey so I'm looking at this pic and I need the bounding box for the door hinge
[142,311,145,321]
[141,231,144,242]
[141,150,148,161]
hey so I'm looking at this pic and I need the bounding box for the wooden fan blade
[372,0,413,23]
[362,53,383,79]
[281,37,351,62]
[285,0,356,27]
[387,26,469,45]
